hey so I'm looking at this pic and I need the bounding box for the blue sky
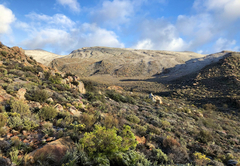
[0,0,239,55]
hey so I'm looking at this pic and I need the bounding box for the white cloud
[18,12,123,54]
[78,23,124,48]
[176,14,216,49]
[214,38,239,52]
[21,29,74,53]
[134,39,153,50]
[0,4,15,34]
[91,0,134,27]
[132,19,189,51]
[193,0,240,21]
[56,0,80,13]
[26,13,75,29]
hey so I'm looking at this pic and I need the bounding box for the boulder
[16,88,26,100]
[46,98,54,103]
[149,93,163,105]
[69,106,82,117]
[38,72,45,79]
[0,86,13,102]
[24,137,74,166]
[54,104,64,112]
[61,79,67,85]
[67,76,73,82]
[77,81,86,94]
[28,101,42,110]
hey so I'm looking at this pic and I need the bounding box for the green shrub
[151,148,169,164]
[82,80,96,92]
[198,130,213,143]
[86,92,105,102]
[6,85,15,94]
[10,100,30,116]
[148,125,161,135]
[81,113,96,130]
[110,150,152,166]
[49,75,62,84]
[1,51,7,56]
[22,66,37,73]
[31,89,50,103]
[80,125,137,157]
[0,68,8,75]
[126,114,140,124]
[0,127,7,136]
[22,117,39,131]
[135,125,147,136]
[203,103,217,111]
[0,113,8,127]
[8,116,23,130]
[106,90,126,102]
[103,115,119,129]
[38,106,58,121]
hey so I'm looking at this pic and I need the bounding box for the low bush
[103,115,119,129]
[151,148,169,164]
[81,113,96,130]
[203,103,217,111]
[86,92,105,102]
[8,116,23,130]
[80,125,137,157]
[0,113,8,127]
[49,75,62,84]
[126,114,140,124]
[31,89,50,103]
[38,106,58,121]
[198,130,213,143]
[10,100,30,116]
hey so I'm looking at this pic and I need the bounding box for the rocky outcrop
[0,86,13,103]
[77,81,86,94]
[25,137,74,165]
[16,88,26,100]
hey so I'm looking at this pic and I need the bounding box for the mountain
[25,49,64,66]
[50,46,205,78]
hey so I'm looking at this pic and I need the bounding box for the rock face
[25,137,74,165]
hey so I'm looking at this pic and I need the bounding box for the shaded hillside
[50,46,205,78]
[172,52,240,108]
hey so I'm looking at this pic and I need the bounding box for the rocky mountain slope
[0,42,239,166]
[25,49,64,66]
[171,52,240,108]
[50,47,206,78]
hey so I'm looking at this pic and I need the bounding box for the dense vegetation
[0,43,239,166]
